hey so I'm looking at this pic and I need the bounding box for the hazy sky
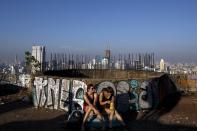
[0,0,197,63]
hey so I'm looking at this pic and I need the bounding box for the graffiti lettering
[33,77,47,108]
[31,75,177,112]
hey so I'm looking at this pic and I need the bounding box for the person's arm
[111,96,115,103]
[84,94,94,109]
[93,93,98,106]
[99,93,110,106]
[111,96,115,109]
[84,94,99,114]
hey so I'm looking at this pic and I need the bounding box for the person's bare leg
[109,110,115,128]
[83,107,92,124]
[105,109,114,128]
[81,107,92,131]
[114,110,125,126]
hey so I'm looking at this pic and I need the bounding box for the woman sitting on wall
[82,84,104,131]
[99,86,126,128]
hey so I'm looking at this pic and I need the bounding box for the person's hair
[87,84,94,91]
[101,88,108,92]
[107,86,114,96]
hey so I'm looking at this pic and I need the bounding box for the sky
[0,0,197,63]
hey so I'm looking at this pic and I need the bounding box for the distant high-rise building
[104,49,111,68]
[105,49,111,60]
[102,58,109,69]
[134,60,142,70]
[10,65,16,75]
[15,54,18,65]
[160,59,165,72]
[32,45,46,71]
[115,60,125,70]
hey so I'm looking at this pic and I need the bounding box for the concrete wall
[44,69,163,79]
[32,71,178,113]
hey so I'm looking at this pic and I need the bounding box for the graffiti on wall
[129,79,160,111]
[32,77,87,111]
[59,79,70,110]
[72,80,87,110]
[116,81,130,112]
[47,78,60,109]
[32,78,156,112]
[129,79,140,111]
[19,74,31,87]
[96,81,116,95]
[33,77,47,108]
[130,80,139,89]
[32,74,177,112]
[138,81,153,110]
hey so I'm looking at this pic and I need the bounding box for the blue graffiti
[75,88,84,100]
[130,80,139,89]
[129,91,139,111]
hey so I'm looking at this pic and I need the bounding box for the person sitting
[99,86,126,128]
[82,84,104,131]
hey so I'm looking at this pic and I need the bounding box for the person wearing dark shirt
[82,84,104,131]
[99,87,125,128]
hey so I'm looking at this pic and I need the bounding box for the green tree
[25,51,41,74]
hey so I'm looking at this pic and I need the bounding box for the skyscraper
[160,59,165,72]
[104,49,111,69]
[32,45,46,71]
[15,54,18,65]
[105,49,111,59]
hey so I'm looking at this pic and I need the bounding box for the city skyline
[0,0,197,63]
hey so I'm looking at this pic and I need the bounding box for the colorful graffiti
[129,79,140,111]
[32,74,178,113]
[32,77,87,111]
[129,90,139,111]
[130,79,139,89]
